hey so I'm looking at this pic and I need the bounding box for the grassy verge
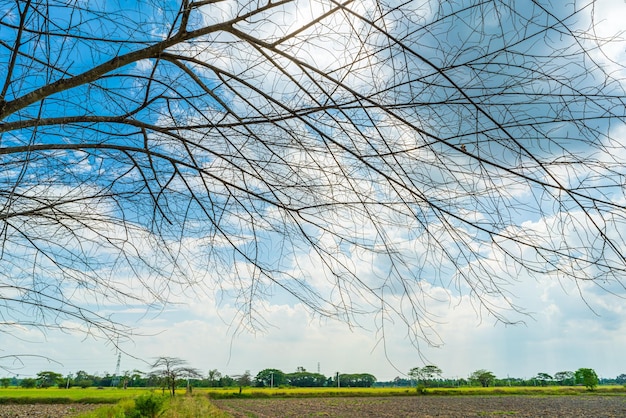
[73,394,232,418]
[163,396,232,418]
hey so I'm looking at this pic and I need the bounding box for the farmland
[0,387,134,418]
[1,386,626,417]
[214,395,626,417]
[206,385,626,416]
[201,384,626,398]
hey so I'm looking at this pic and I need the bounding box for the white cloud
[585,0,626,80]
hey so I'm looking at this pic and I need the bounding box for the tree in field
[0,377,10,388]
[255,368,286,388]
[408,365,442,387]
[575,368,599,391]
[286,370,327,387]
[470,369,496,388]
[1,0,625,363]
[236,370,252,388]
[72,370,100,388]
[218,375,235,387]
[206,369,222,388]
[36,370,63,388]
[127,370,147,388]
[535,372,553,387]
[150,357,201,396]
[338,373,377,388]
[20,378,36,389]
[554,371,575,386]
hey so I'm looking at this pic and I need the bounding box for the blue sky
[1,0,626,383]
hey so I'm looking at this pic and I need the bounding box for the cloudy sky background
[2,0,626,382]
[6,269,626,381]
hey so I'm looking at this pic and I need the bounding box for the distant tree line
[3,360,621,392]
[8,369,252,390]
[2,361,375,389]
[254,367,376,388]
[376,366,611,391]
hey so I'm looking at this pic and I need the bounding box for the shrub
[78,380,94,389]
[20,378,37,388]
[131,393,166,418]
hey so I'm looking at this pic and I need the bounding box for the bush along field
[72,392,231,418]
[43,391,231,418]
[0,388,229,418]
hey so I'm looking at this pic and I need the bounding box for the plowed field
[213,395,626,417]
[0,403,99,417]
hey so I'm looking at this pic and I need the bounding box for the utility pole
[111,352,121,387]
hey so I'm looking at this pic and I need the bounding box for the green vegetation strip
[1,385,624,405]
[74,394,232,418]
[0,387,142,404]
[200,385,626,399]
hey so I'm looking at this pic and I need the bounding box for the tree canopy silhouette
[1,0,625,357]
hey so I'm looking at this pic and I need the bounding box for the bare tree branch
[1,0,625,362]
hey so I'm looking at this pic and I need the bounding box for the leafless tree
[150,356,201,396]
[1,0,625,361]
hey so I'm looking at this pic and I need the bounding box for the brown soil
[0,403,99,418]
[213,395,626,417]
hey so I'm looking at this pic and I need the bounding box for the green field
[1,384,625,404]
[1,385,624,408]
[0,387,143,404]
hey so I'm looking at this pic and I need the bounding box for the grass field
[1,384,625,403]
[0,387,143,404]
[74,394,232,418]
[198,384,626,399]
